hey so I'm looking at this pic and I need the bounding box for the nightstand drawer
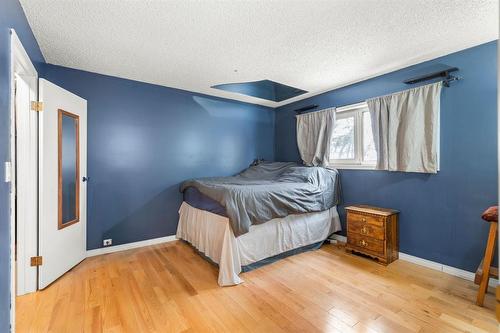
[348,218,385,240]
[348,212,384,227]
[347,233,385,255]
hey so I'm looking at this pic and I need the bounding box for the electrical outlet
[4,162,11,183]
[103,239,112,246]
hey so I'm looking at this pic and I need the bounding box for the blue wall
[275,41,498,272]
[40,64,275,250]
[0,0,45,330]
[0,1,497,329]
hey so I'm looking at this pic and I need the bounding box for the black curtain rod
[295,68,462,114]
[403,67,461,87]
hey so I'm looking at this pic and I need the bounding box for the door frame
[9,28,39,329]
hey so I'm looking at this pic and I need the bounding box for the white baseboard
[397,252,443,271]
[399,252,498,288]
[329,234,498,288]
[86,235,177,257]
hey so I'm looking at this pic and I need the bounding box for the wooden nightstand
[345,205,399,265]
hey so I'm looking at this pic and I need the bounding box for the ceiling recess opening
[211,80,307,102]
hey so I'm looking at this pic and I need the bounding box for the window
[329,102,376,169]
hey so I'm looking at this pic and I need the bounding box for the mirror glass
[59,110,79,229]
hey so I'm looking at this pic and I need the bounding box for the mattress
[183,186,227,217]
[180,162,341,237]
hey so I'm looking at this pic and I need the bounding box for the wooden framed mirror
[58,109,80,229]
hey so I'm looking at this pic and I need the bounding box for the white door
[38,79,87,289]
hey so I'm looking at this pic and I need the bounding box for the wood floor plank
[16,242,498,333]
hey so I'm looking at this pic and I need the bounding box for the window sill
[328,164,377,170]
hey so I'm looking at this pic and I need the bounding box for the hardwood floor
[16,241,498,333]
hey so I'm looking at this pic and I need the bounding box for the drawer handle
[359,240,368,247]
[361,226,368,234]
[362,218,366,222]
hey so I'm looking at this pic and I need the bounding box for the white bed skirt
[176,202,341,286]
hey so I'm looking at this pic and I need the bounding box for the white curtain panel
[367,82,442,173]
[296,108,336,167]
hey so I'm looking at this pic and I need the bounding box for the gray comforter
[180,162,340,237]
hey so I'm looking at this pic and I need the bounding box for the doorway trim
[9,29,39,330]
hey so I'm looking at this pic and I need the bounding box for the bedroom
[1,0,499,332]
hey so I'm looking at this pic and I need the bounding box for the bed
[176,162,342,286]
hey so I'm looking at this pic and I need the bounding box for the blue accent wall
[0,0,45,330]
[40,64,275,250]
[275,41,498,272]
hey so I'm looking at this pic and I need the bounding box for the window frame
[328,102,377,170]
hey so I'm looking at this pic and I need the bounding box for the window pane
[331,116,355,159]
[362,111,377,162]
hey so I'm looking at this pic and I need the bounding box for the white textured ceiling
[20,0,498,107]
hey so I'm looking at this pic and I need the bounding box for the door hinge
[30,256,43,266]
[30,101,43,112]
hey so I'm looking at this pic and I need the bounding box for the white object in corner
[329,234,347,243]
[330,234,498,288]
[86,235,177,257]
